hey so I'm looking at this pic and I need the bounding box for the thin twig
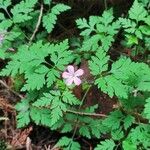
[67,109,106,117]
[0,80,24,99]
[29,4,44,44]
[104,0,108,10]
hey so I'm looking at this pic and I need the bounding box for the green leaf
[125,34,138,45]
[119,18,136,32]
[129,0,148,22]
[102,111,124,130]
[89,48,109,75]
[128,124,150,149]
[51,100,67,125]
[0,40,71,91]
[81,35,100,51]
[0,0,11,9]
[139,25,150,35]
[46,69,60,87]
[122,139,137,150]
[32,93,54,107]
[17,111,30,128]
[11,0,38,23]
[30,107,52,127]
[61,123,73,133]
[144,97,150,122]
[111,128,124,140]
[56,136,70,147]
[95,75,128,99]
[22,70,48,91]
[56,137,80,150]
[79,126,91,138]
[0,19,12,30]
[15,98,30,128]
[123,115,135,130]
[76,16,100,36]
[44,0,52,5]
[43,4,71,33]
[62,90,80,105]
[101,9,114,25]
[95,139,115,150]
[0,49,5,59]
[77,9,120,52]
[0,13,5,20]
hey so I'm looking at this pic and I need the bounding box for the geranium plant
[0,0,150,149]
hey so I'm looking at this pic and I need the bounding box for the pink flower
[62,65,84,86]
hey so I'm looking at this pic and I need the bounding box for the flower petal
[73,77,81,85]
[65,78,74,85]
[75,69,84,77]
[62,72,72,79]
[67,65,74,74]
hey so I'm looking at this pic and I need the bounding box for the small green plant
[0,0,150,149]
[119,0,150,56]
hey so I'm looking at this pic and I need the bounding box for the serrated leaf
[43,4,71,33]
[51,99,67,125]
[15,98,30,128]
[0,19,12,30]
[89,48,109,75]
[56,137,80,150]
[46,69,60,87]
[122,139,137,150]
[30,107,52,127]
[111,128,124,140]
[96,75,128,99]
[123,115,135,130]
[44,0,52,5]
[0,0,11,9]
[11,0,38,23]
[17,111,30,128]
[129,0,148,22]
[61,124,73,133]
[79,126,91,138]
[144,97,150,122]
[32,93,54,107]
[62,90,80,105]
[95,139,115,150]
[102,111,124,130]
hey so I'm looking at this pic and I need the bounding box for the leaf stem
[68,85,92,148]
[104,0,108,10]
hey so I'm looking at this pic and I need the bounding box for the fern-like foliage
[0,40,72,91]
[144,98,150,122]
[15,98,30,128]
[127,124,150,149]
[56,136,81,150]
[32,90,80,125]
[0,0,11,9]
[1,1,150,150]
[42,3,71,33]
[119,0,150,49]
[11,0,38,23]
[90,54,150,98]
[89,48,109,76]
[76,9,120,52]
[95,139,115,150]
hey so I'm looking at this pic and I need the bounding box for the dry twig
[29,4,44,44]
[0,80,23,99]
